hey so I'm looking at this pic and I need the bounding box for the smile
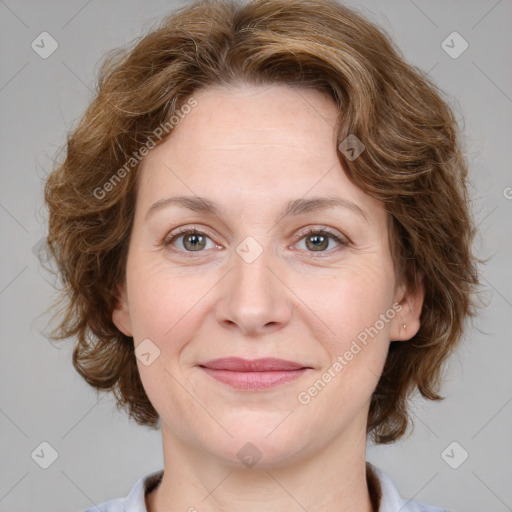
[200,367,310,390]
[198,357,312,390]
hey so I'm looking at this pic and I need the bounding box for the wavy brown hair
[43,0,480,444]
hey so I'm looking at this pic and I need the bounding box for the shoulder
[79,469,164,512]
[367,462,451,512]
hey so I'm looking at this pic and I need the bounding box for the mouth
[197,357,312,391]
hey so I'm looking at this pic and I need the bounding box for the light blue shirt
[80,462,449,511]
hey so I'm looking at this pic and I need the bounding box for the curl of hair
[44,0,480,443]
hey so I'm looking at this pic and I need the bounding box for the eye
[163,225,349,257]
[163,227,218,254]
[294,227,348,254]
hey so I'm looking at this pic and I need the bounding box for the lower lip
[200,368,309,390]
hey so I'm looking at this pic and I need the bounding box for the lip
[198,357,312,390]
[199,357,307,371]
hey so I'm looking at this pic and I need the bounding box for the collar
[119,462,446,512]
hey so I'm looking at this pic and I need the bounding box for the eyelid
[292,225,349,245]
[163,225,219,248]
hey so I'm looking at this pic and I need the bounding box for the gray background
[1,0,511,511]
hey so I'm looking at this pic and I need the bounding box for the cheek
[305,263,395,417]
[126,255,203,340]
[125,258,203,421]
[297,262,395,425]
[317,258,396,344]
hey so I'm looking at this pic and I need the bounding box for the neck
[146,423,376,512]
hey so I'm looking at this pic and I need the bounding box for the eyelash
[162,225,349,258]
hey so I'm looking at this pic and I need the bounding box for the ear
[390,274,425,342]
[112,281,133,337]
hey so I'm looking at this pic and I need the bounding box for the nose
[215,242,292,337]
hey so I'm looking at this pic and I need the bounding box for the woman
[43,0,479,510]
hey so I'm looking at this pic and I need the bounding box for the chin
[199,420,316,470]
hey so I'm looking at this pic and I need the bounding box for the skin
[112,83,424,512]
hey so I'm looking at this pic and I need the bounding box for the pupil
[307,234,328,251]
[185,234,204,250]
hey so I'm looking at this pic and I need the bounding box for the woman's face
[113,83,422,467]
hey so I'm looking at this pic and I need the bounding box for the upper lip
[199,357,309,371]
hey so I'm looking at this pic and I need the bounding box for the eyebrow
[145,195,369,223]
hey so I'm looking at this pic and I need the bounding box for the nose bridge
[234,237,273,297]
[217,235,291,335]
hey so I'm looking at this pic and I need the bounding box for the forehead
[136,83,384,223]
[183,83,339,143]
[143,82,339,170]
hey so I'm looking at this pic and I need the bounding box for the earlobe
[391,278,425,342]
[111,282,133,337]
